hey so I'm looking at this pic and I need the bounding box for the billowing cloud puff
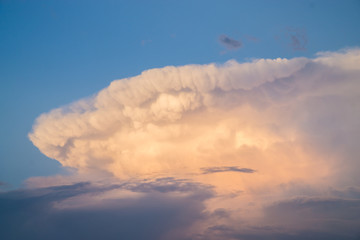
[25,49,360,239]
[29,49,360,183]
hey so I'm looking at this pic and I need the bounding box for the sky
[1,0,360,239]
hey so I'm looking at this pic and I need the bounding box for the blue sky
[0,0,360,186]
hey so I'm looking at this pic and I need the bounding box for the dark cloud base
[1,180,360,240]
[0,179,212,240]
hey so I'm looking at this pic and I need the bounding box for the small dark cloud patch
[210,208,230,219]
[276,27,307,51]
[201,166,255,174]
[219,35,242,50]
[122,177,214,197]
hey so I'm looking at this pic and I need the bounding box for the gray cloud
[219,35,242,50]
[201,166,255,174]
[2,180,360,239]
[196,194,360,240]
[266,197,360,220]
[0,179,213,240]
[200,226,357,240]
[122,177,213,195]
[262,197,360,239]
[330,187,360,199]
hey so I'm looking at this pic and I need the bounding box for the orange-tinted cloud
[25,48,360,239]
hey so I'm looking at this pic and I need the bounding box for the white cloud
[27,49,360,237]
[29,49,360,185]
[28,55,312,177]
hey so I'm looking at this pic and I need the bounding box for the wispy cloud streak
[201,166,255,174]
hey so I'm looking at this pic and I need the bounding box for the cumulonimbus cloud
[29,55,309,177]
[29,49,360,187]
[23,48,360,239]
